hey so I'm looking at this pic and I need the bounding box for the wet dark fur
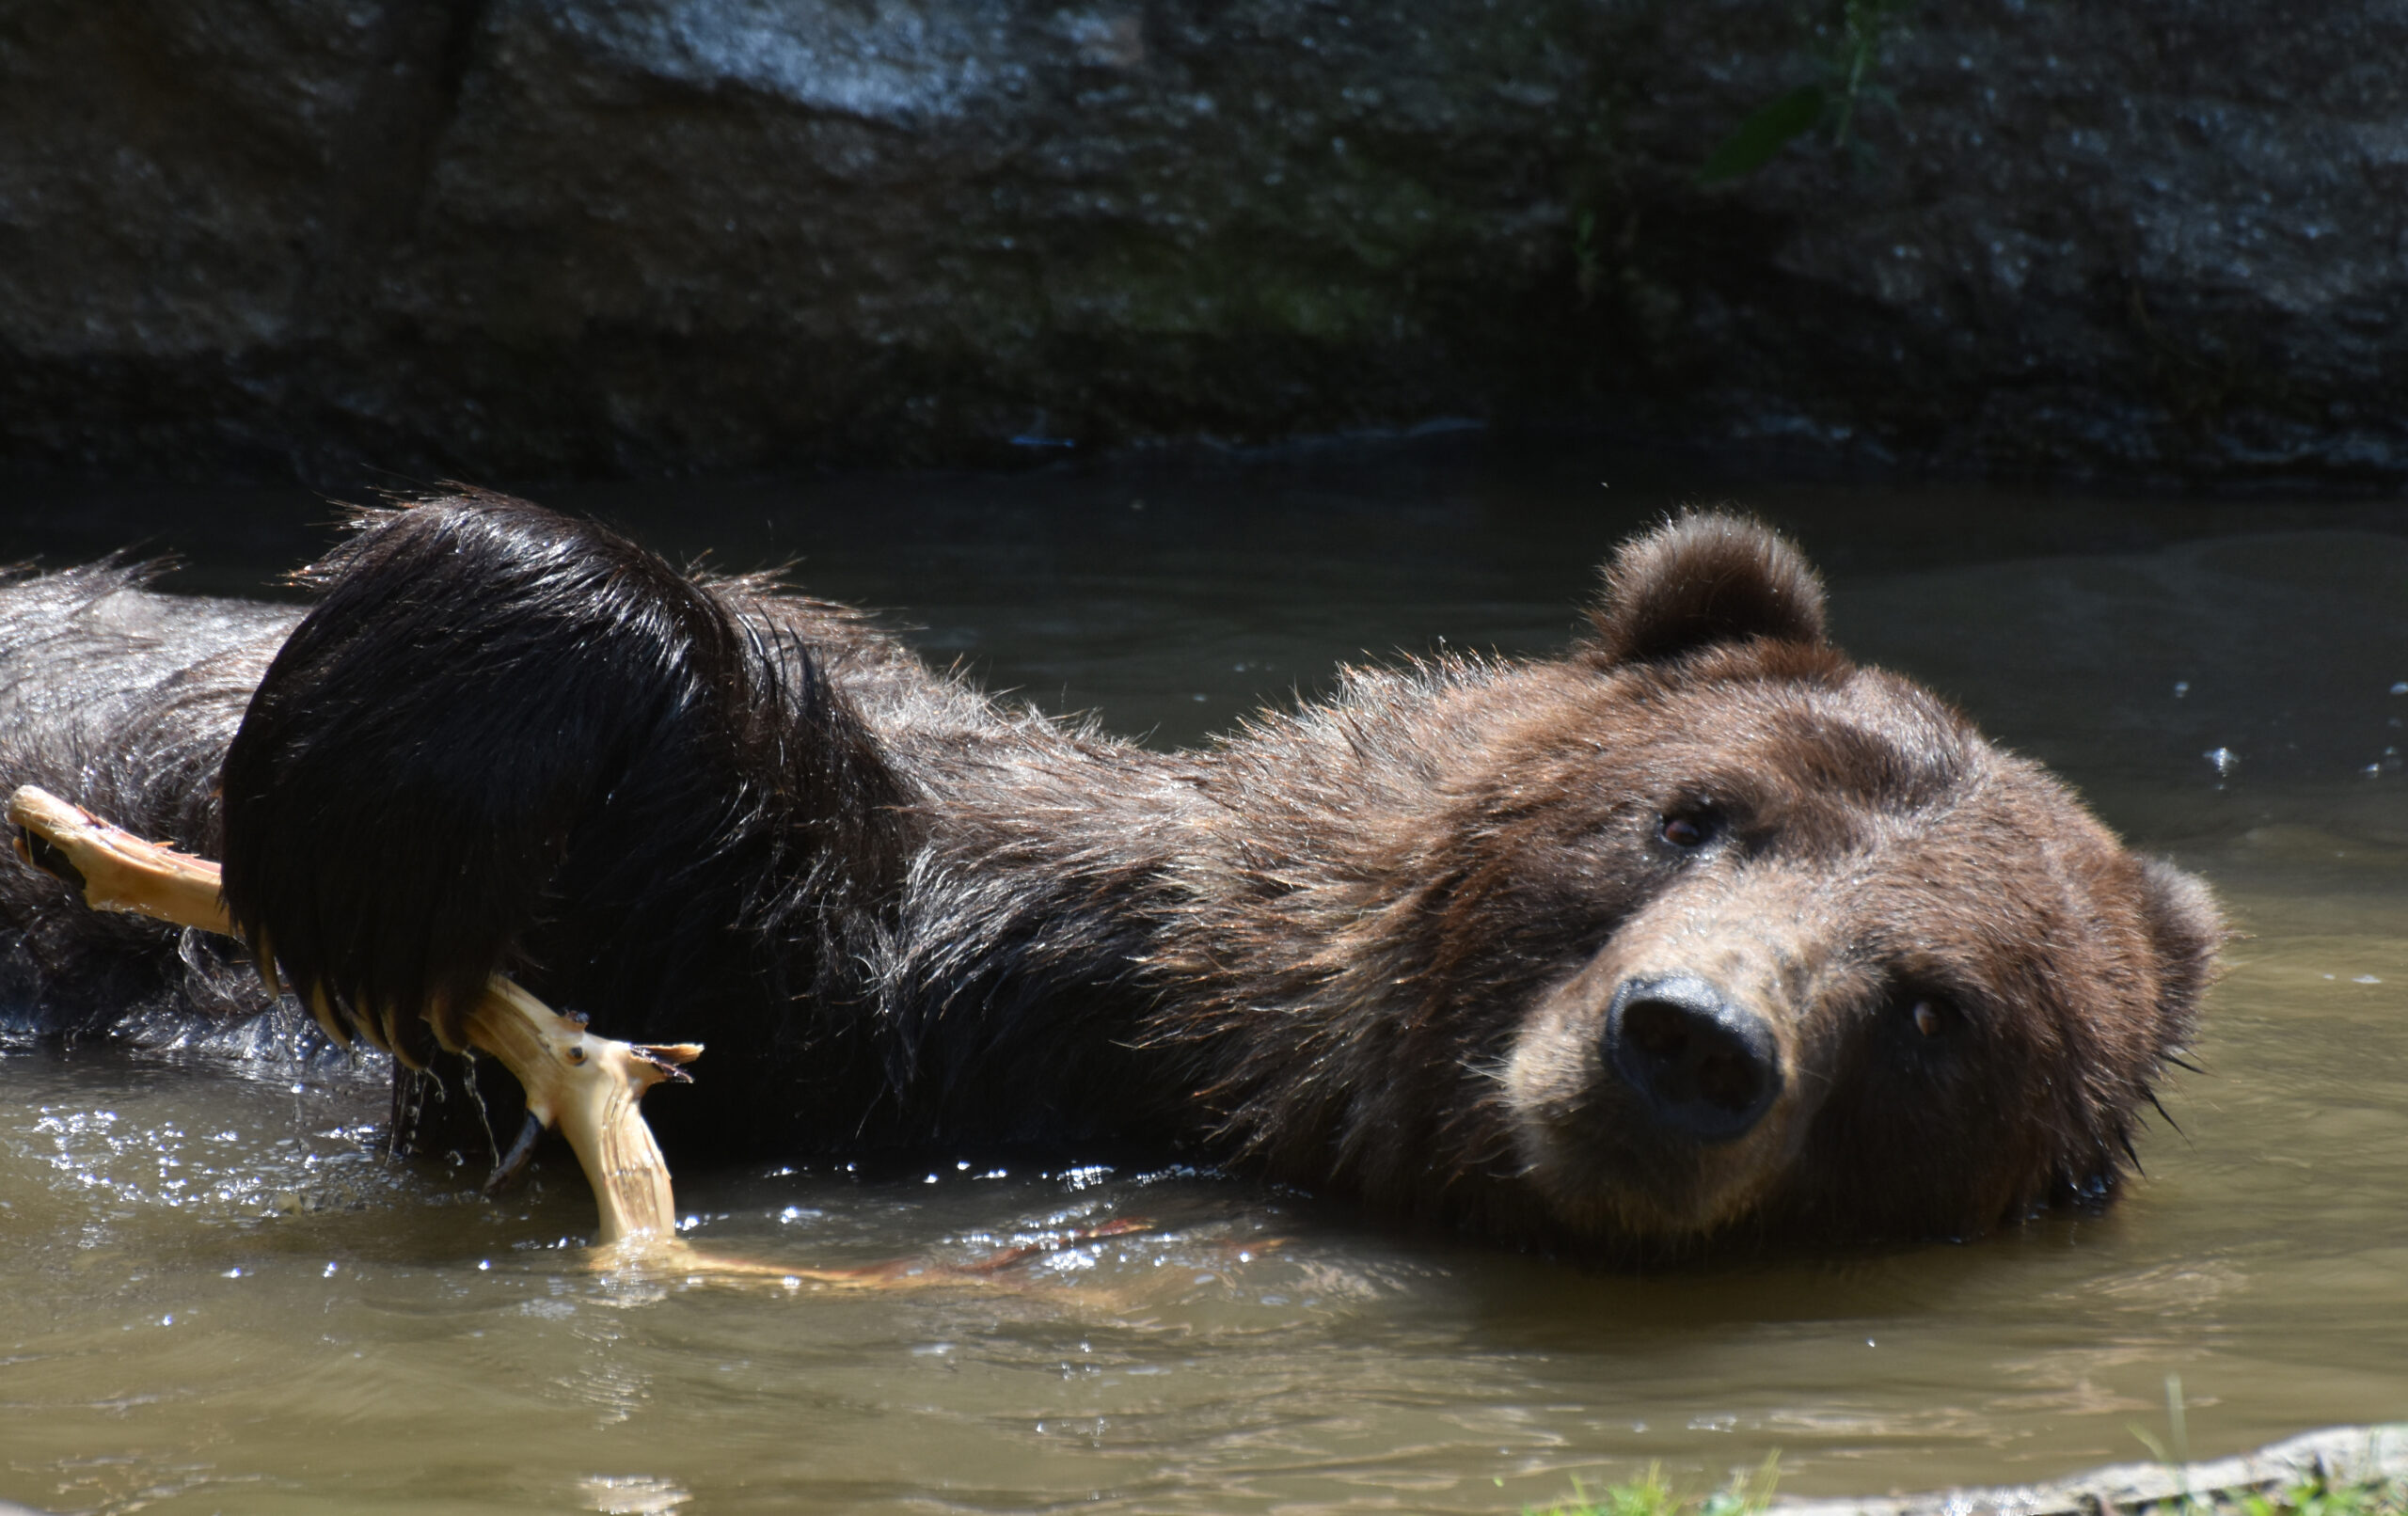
[0,498,2224,1255]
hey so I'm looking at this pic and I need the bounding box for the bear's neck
[870,657,1547,1225]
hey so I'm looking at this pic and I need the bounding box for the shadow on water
[0,441,2401,1514]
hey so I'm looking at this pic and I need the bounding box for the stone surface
[1613,0,2408,486]
[1774,1422,2408,1516]
[0,0,2403,483]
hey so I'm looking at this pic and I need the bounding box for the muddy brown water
[0,450,2401,1515]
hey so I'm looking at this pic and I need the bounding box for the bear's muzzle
[1604,974,1782,1142]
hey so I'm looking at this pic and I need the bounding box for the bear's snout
[1605,975,1782,1142]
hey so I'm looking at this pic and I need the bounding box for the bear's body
[0,498,2221,1256]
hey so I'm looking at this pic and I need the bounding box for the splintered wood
[464,977,699,1249]
[8,785,234,935]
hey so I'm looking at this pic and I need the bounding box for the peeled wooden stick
[8,784,233,935]
[6,783,694,1249]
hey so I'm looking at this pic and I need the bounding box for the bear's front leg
[5,788,1146,1288]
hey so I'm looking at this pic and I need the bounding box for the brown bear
[0,497,2222,1258]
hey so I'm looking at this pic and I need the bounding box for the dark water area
[0,445,2402,1515]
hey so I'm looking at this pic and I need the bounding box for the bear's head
[1186,512,2225,1254]
[1426,513,2224,1249]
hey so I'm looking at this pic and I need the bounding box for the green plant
[1698,0,1916,182]
[1573,209,1605,307]
[2131,1373,2194,1469]
[1526,1453,1780,1516]
[2237,1474,2408,1516]
[2131,1373,2198,1513]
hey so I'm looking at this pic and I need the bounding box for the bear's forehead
[1674,664,1964,753]
[1539,662,1983,802]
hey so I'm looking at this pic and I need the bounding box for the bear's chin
[1504,1122,1792,1246]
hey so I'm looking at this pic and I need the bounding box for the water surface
[1,450,2401,1514]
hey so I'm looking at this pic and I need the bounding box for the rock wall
[2,0,2402,483]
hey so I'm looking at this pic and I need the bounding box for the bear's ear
[1586,511,1828,665]
[2137,856,2225,1030]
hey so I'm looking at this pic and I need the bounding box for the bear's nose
[1605,975,1782,1142]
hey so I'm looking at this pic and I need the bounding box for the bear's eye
[1657,806,1719,849]
[1906,995,1959,1038]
